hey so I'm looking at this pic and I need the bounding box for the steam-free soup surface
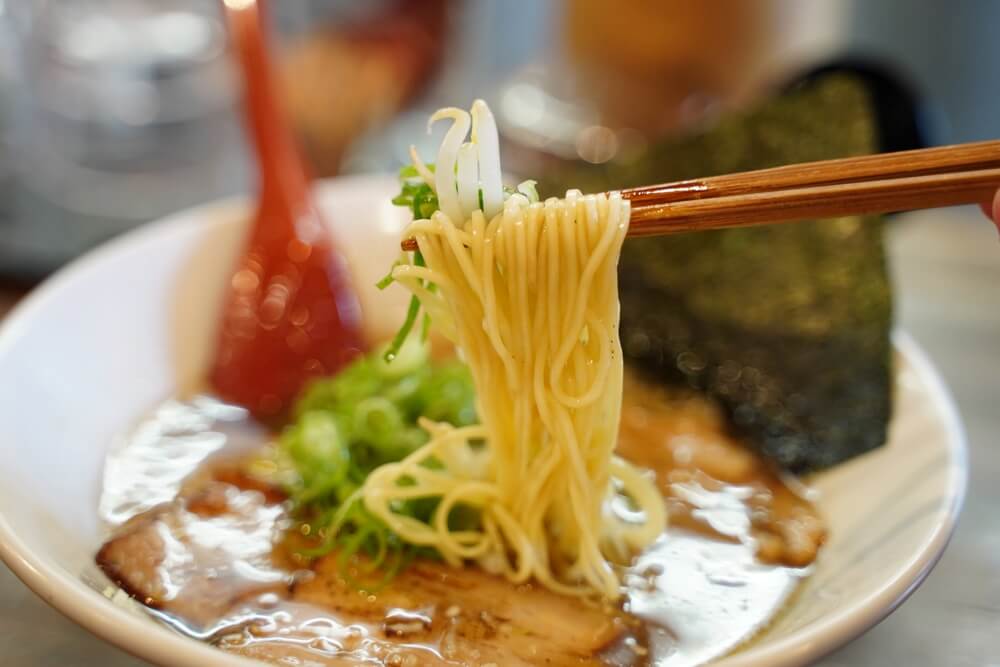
[96,373,824,666]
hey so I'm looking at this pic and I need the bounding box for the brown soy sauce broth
[96,373,824,666]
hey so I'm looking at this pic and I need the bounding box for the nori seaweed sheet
[541,74,893,473]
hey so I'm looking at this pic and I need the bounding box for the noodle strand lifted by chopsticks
[359,102,667,600]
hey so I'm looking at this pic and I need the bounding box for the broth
[96,373,824,666]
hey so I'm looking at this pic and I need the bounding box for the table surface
[0,209,997,666]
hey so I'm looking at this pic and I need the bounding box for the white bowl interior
[0,174,965,667]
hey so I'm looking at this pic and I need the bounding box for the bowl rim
[0,178,968,667]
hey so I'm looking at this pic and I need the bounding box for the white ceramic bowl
[0,174,966,666]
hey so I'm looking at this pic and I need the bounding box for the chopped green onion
[376,268,397,290]
[516,179,540,202]
[385,297,421,363]
[279,340,477,580]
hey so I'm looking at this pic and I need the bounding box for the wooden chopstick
[620,139,1000,205]
[627,166,1000,236]
[399,140,1000,251]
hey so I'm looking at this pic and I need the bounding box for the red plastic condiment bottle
[211,0,365,419]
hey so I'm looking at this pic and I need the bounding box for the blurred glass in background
[0,0,997,280]
[1,0,243,275]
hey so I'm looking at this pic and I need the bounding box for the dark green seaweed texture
[545,75,893,472]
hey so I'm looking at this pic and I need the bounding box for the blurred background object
[1,0,999,278]
[276,0,447,177]
[1,0,243,276]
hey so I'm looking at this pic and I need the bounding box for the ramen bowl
[0,174,966,666]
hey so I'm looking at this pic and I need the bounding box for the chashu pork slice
[96,480,292,629]
[281,553,637,666]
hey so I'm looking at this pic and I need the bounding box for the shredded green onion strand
[384,252,425,363]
